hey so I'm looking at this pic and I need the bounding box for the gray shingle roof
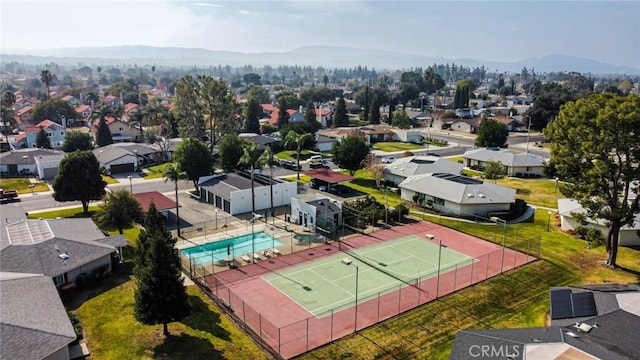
[463,148,548,167]
[109,142,157,156]
[399,173,516,204]
[384,157,463,178]
[0,149,63,165]
[1,272,76,360]
[93,145,134,164]
[199,173,261,200]
[1,218,118,278]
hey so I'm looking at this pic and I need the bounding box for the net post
[453,263,458,290]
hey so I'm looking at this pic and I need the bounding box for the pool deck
[178,218,330,276]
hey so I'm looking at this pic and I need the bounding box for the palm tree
[259,146,277,218]
[163,163,184,236]
[40,69,54,99]
[239,143,264,217]
[284,130,313,180]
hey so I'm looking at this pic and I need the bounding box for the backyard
[142,162,172,179]
[275,149,327,162]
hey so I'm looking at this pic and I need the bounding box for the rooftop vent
[58,253,69,260]
[467,193,474,198]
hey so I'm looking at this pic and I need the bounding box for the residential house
[315,107,333,128]
[557,198,640,247]
[384,156,464,185]
[198,172,297,215]
[290,197,342,232]
[490,116,524,132]
[0,272,77,360]
[267,108,304,126]
[61,95,82,107]
[450,284,640,360]
[150,138,182,161]
[16,106,34,128]
[92,116,138,143]
[132,191,178,219]
[454,108,474,119]
[100,95,120,109]
[15,119,67,149]
[93,144,140,174]
[238,133,278,150]
[75,104,92,122]
[449,118,481,133]
[15,98,34,111]
[0,217,127,287]
[123,103,139,121]
[109,142,157,166]
[0,148,62,176]
[463,148,548,177]
[316,128,365,151]
[34,153,65,180]
[345,101,361,114]
[398,173,516,217]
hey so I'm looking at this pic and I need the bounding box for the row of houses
[0,140,180,179]
[0,204,128,360]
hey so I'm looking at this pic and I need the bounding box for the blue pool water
[182,232,283,266]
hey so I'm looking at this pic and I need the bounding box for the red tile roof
[133,191,178,212]
[15,133,26,141]
[103,95,117,103]
[62,95,74,101]
[268,108,298,125]
[261,103,275,112]
[314,108,332,116]
[75,104,91,113]
[124,103,139,113]
[17,107,32,116]
[35,119,63,129]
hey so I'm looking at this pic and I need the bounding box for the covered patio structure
[304,168,355,195]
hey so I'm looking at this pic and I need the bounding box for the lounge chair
[272,248,281,256]
[242,255,252,263]
[253,253,261,261]
[262,250,271,258]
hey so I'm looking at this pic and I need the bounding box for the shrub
[403,151,414,157]
[67,311,84,340]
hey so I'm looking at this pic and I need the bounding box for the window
[47,132,52,137]
[119,127,124,131]
[526,167,531,172]
[60,131,65,136]
[434,197,444,206]
[53,273,66,286]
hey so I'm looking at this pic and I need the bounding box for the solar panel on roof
[551,289,574,320]
[572,292,597,318]
[433,172,483,185]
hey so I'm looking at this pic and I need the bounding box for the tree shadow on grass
[153,333,224,360]
[515,188,532,195]
[181,294,231,341]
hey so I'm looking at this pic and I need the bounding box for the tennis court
[264,235,474,316]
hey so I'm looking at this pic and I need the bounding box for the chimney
[299,105,304,114]
[79,92,84,104]
[61,115,67,129]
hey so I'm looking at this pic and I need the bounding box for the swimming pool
[182,232,283,266]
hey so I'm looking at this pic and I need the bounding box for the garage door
[42,167,59,180]
[110,163,134,174]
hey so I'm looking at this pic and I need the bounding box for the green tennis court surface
[263,235,475,317]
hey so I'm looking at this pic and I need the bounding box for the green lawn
[301,208,639,359]
[0,178,49,193]
[495,178,564,209]
[282,174,312,184]
[102,175,119,184]
[275,150,318,161]
[142,162,172,179]
[27,206,102,219]
[372,142,424,152]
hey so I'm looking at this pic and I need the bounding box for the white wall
[60,255,112,284]
[560,214,640,247]
[290,198,317,229]
[35,158,61,179]
[229,181,297,215]
[400,188,511,217]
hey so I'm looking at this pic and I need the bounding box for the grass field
[0,178,49,193]
[340,169,403,207]
[142,163,172,179]
[299,208,639,359]
[276,150,321,161]
[495,178,564,209]
[373,142,424,152]
[27,206,102,219]
[282,174,312,184]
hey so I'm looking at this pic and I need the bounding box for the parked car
[0,188,19,202]
[308,155,323,163]
[381,157,397,164]
[310,162,329,169]
[280,159,300,170]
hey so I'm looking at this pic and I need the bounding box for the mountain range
[1,45,638,75]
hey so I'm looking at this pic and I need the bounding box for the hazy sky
[1,0,639,68]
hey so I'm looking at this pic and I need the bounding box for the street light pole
[436,237,442,297]
[343,261,359,331]
[525,116,532,154]
[490,217,507,274]
[127,175,133,193]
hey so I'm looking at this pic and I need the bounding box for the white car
[381,157,396,164]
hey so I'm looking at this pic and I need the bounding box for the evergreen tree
[96,116,113,147]
[35,126,52,149]
[52,151,106,214]
[333,95,349,127]
[277,97,289,129]
[62,131,93,152]
[134,203,190,336]
[475,119,509,148]
[304,100,321,132]
[242,97,262,133]
[369,95,381,124]
[391,109,411,129]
